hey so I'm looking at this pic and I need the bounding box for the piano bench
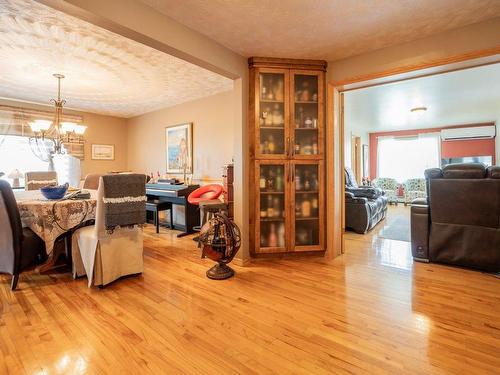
[146,200,173,234]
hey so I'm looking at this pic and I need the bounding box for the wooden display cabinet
[249,57,327,255]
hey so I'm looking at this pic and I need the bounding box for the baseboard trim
[413,257,430,263]
[232,257,251,267]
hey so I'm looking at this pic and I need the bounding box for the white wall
[496,119,500,165]
[344,122,369,175]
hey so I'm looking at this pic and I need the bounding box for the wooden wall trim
[332,47,500,90]
[248,57,327,71]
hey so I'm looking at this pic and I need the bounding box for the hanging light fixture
[29,74,86,158]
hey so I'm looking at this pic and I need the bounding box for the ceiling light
[410,106,427,113]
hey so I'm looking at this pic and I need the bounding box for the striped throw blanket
[102,174,146,230]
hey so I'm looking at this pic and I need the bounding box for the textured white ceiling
[0,0,233,118]
[344,63,500,132]
[140,0,500,61]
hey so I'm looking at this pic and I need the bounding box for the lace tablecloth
[15,190,97,254]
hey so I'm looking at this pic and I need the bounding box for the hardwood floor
[0,210,499,374]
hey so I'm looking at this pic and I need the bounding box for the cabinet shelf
[260,126,285,130]
[260,99,284,103]
[295,217,319,221]
[295,101,318,104]
[295,190,319,194]
[260,191,285,194]
[294,127,318,131]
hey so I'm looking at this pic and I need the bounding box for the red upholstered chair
[188,185,226,239]
[187,184,224,205]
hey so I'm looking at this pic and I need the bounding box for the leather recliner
[345,168,388,234]
[410,163,500,272]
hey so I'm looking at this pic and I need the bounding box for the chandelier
[29,73,86,160]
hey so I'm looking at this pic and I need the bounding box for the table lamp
[8,169,23,188]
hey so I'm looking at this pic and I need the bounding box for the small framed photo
[165,123,193,174]
[91,144,115,160]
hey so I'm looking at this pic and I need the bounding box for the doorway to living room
[340,61,499,252]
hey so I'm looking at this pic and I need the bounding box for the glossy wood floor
[0,206,499,374]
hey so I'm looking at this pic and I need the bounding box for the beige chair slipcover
[25,171,58,191]
[72,177,143,287]
[82,173,102,190]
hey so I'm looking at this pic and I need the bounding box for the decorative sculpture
[198,213,241,279]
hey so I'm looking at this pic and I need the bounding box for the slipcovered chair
[83,173,102,190]
[25,171,57,191]
[373,177,398,204]
[72,174,146,287]
[0,180,46,290]
[403,178,426,205]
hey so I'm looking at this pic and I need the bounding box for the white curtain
[377,133,440,182]
[53,154,81,187]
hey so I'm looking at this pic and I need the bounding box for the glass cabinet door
[291,72,322,158]
[257,71,288,158]
[291,162,324,251]
[256,162,288,252]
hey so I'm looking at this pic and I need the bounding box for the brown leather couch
[345,168,388,234]
[410,163,500,272]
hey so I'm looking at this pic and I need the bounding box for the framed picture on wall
[362,144,369,178]
[91,144,115,160]
[165,123,193,174]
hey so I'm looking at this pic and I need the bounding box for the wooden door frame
[325,48,500,259]
[351,135,362,184]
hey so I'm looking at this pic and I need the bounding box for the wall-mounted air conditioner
[441,125,496,141]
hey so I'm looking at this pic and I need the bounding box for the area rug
[379,214,410,242]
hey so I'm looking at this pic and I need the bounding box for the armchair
[403,178,426,205]
[373,177,398,204]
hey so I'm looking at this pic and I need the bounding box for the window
[0,135,49,186]
[377,133,440,182]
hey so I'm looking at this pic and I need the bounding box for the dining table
[14,189,97,271]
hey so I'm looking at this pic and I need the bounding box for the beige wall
[328,17,500,83]
[0,98,128,178]
[79,112,128,177]
[127,90,234,181]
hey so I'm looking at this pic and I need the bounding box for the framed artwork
[165,123,193,174]
[362,144,369,178]
[91,144,115,160]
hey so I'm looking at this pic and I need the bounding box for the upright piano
[145,183,200,237]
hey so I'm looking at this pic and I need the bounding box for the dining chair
[0,180,46,290]
[25,171,57,190]
[83,173,102,190]
[72,174,146,287]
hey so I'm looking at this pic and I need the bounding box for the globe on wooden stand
[198,213,241,280]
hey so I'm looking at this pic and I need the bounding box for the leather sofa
[345,168,388,234]
[410,163,500,272]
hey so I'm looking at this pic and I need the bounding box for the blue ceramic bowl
[40,183,69,200]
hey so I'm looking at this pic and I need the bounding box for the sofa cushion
[442,163,486,179]
[487,166,500,179]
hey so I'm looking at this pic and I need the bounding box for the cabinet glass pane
[294,164,320,246]
[259,73,285,155]
[259,164,285,248]
[294,75,319,156]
